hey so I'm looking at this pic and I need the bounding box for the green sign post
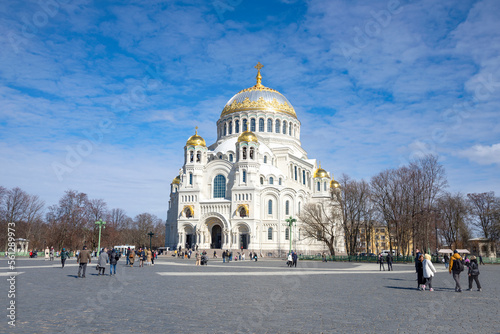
[95,219,106,254]
[285,216,297,253]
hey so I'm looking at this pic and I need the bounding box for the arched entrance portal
[211,225,222,249]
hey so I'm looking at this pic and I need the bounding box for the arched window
[285,228,289,240]
[250,118,256,132]
[298,202,301,214]
[264,156,267,163]
[229,121,232,134]
[189,173,193,185]
[268,200,273,214]
[283,121,287,134]
[259,118,264,132]
[249,147,254,160]
[279,178,282,185]
[269,177,274,185]
[243,119,248,131]
[317,182,321,191]
[260,177,264,185]
[302,170,306,185]
[190,151,194,162]
[285,200,290,215]
[242,170,246,183]
[242,147,247,160]
[196,151,201,162]
[324,182,327,191]
[275,119,280,133]
[289,124,292,135]
[235,120,240,133]
[294,166,298,181]
[224,123,227,136]
[268,227,273,240]
[267,119,273,132]
[229,154,233,162]
[213,175,226,198]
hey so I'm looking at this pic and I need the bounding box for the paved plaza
[1,256,499,334]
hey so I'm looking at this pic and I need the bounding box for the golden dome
[186,127,206,147]
[172,176,181,184]
[330,180,340,189]
[238,130,258,143]
[313,163,330,178]
[221,62,296,118]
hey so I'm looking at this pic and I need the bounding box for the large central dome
[220,62,297,118]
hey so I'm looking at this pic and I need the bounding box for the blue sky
[1,0,499,218]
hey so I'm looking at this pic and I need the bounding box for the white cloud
[457,143,500,165]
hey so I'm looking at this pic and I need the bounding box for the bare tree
[467,192,498,240]
[436,192,470,249]
[298,202,340,255]
[335,175,370,255]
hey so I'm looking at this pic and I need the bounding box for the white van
[381,250,396,256]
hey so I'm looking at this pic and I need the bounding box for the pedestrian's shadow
[384,286,419,290]
[385,278,405,281]
[67,275,78,278]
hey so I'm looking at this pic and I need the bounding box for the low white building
[165,63,345,256]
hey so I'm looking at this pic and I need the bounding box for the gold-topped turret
[186,126,206,147]
[313,162,330,179]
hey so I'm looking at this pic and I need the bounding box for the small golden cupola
[238,130,258,143]
[186,127,206,147]
[313,162,330,178]
[330,179,340,189]
[172,175,181,184]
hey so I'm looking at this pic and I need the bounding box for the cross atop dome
[254,62,264,87]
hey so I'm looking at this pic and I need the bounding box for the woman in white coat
[422,254,437,291]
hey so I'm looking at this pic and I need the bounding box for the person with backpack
[109,248,120,276]
[467,255,482,291]
[449,250,464,292]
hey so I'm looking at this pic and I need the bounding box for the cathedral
[165,63,345,256]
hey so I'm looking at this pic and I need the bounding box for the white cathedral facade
[165,63,345,256]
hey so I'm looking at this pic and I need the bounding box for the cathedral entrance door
[211,225,222,249]
[239,234,248,249]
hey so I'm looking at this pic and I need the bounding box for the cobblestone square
[1,257,499,333]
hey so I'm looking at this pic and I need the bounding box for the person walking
[109,248,120,276]
[50,247,55,261]
[146,249,152,266]
[467,256,482,291]
[77,246,91,278]
[416,254,425,290]
[60,248,69,268]
[222,250,226,263]
[125,247,131,266]
[422,254,437,291]
[140,248,146,267]
[444,254,450,269]
[478,255,485,265]
[449,250,464,292]
[292,251,298,267]
[386,253,393,271]
[128,249,135,267]
[45,247,50,261]
[378,253,385,271]
[195,252,200,266]
[98,247,108,276]
[287,253,293,267]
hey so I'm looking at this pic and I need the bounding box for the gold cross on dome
[195,126,198,134]
[254,62,264,86]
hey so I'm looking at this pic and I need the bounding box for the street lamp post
[147,231,155,251]
[95,219,106,254]
[285,216,296,254]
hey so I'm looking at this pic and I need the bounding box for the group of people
[125,247,156,267]
[377,253,394,271]
[414,249,482,292]
[286,251,298,267]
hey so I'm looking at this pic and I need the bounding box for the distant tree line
[0,187,165,252]
[299,155,500,256]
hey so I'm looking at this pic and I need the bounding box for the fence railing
[298,254,500,264]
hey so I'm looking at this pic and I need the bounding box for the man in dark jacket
[386,253,393,271]
[77,246,91,278]
[292,251,298,267]
[126,247,131,266]
[109,248,120,276]
[60,248,69,268]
